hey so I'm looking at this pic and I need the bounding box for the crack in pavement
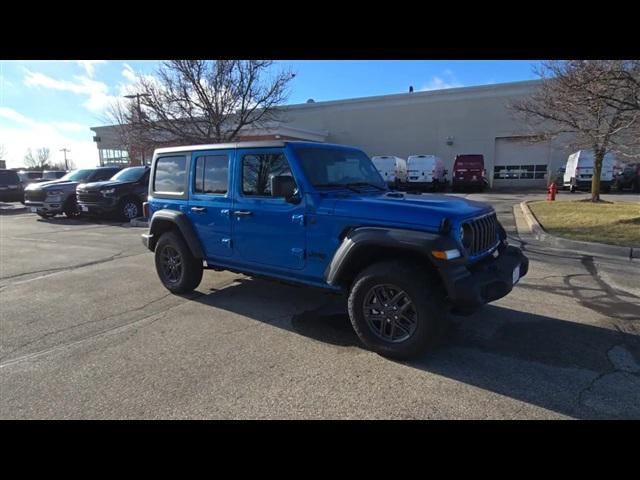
[0,251,148,289]
[0,292,200,369]
[0,292,175,362]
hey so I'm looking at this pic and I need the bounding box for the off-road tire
[154,230,203,294]
[347,260,447,360]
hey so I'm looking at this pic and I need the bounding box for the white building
[92,79,574,188]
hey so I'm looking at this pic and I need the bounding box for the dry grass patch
[528,200,640,247]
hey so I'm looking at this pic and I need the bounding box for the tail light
[142,201,150,219]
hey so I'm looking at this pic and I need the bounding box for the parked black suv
[76,166,150,220]
[0,169,24,202]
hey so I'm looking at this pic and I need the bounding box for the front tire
[154,231,203,294]
[347,261,447,360]
[63,196,80,218]
[119,197,142,221]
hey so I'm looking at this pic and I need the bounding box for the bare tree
[0,144,7,160]
[107,60,295,155]
[510,60,640,201]
[51,159,75,170]
[24,147,51,170]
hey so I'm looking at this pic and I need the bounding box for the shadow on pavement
[33,215,132,228]
[190,276,640,419]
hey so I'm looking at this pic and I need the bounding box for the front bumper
[452,179,484,187]
[77,200,117,215]
[438,245,529,312]
[24,200,64,214]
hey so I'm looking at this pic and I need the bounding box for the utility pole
[124,93,150,165]
[60,148,71,170]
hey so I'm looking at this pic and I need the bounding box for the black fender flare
[324,226,458,287]
[145,209,204,259]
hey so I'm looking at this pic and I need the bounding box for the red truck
[451,154,487,192]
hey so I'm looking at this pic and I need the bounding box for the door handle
[190,207,207,213]
[232,210,252,217]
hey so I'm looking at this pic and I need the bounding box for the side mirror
[271,175,300,203]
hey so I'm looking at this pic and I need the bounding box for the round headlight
[460,223,473,249]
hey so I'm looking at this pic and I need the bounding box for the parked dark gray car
[24,167,122,218]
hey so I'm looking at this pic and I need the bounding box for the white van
[370,156,407,187]
[406,155,446,191]
[563,150,615,192]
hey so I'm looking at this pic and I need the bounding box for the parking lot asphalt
[1,191,639,419]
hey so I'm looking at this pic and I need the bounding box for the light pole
[60,148,70,170]
[124,93,151,165]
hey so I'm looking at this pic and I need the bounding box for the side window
[154,156,187,194]
[194,155,228,194]
[242,152,293,196]
[92,169,116,181]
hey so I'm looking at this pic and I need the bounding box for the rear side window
[154,156,187,194]
[0,171,20,183]
[242,153,293,196]
[194,155,229,194]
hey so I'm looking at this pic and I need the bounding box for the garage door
[493,137,551,188]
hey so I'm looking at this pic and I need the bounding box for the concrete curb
[129,217,149,228]
[519,201,639,260]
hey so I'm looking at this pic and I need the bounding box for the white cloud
[121,63,137,82]
[23,69,116,114]
[76,60,106,78]
[0,107,98,169]
[421,76,463,91]
[420,69,463,91]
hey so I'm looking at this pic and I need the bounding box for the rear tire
[154,230,203,294]
[347,260,447,360]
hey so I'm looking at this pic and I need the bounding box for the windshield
[110,167,147,182]
[59,169,94,182]
[294,147,386,189]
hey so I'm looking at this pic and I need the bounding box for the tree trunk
[591,149,604,202]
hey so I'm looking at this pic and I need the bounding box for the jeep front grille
[465,213,499,256]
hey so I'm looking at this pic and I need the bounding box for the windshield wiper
[314,183,362,193]
[344,182,386,191]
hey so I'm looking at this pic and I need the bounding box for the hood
[25,180,80,191]
[326,191,493,230]
[77,180,131,191]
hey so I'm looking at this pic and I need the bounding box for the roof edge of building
[281,79,543,111]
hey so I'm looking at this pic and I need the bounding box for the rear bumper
[438,245,529,312]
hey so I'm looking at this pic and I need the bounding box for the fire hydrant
[547,182,557,201]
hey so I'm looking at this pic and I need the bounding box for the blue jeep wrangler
[142,141,528,359]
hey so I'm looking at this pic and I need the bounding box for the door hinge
[221,238,232,248]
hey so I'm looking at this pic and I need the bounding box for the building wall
[276,80,574,187]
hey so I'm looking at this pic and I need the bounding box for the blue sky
[0,60,540,168]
